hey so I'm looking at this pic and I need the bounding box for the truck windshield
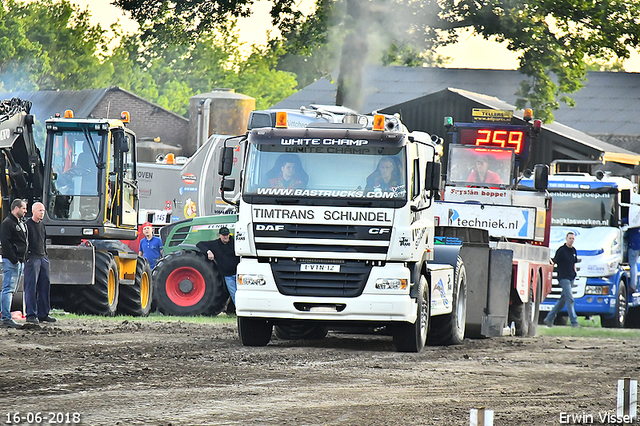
[549,191,617,227]
[243,144,407,204]
[47,129,103,220]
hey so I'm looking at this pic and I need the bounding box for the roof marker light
[444,116,454,128]
[64,110,74,118]
[533,119,542,133]
[276,112,288,128]
[373,114,385,131]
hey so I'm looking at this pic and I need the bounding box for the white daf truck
[217,106,515,351]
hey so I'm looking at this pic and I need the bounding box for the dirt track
[2,318,640,426]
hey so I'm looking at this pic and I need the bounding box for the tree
[107,25,296,115]
[116,0,640,122]
[0,0,114,91]
[0,0,44,91]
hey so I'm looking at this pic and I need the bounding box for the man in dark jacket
[24,202,55,324]
[1,199,28,328]
[544,232,580,327]
[196,227,239,304]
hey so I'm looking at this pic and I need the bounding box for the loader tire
[152,250,228,316]
[66,251,119,316]
[428,256,467,346]
[118,257,153,317]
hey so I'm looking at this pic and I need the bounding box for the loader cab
[43,111,138,244]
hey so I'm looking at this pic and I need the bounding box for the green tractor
[152,214,238,316]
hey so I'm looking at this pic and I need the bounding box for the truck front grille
[271,259,372,297]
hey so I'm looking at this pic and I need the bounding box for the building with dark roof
[272,66,640,174]
[0,86,189,162]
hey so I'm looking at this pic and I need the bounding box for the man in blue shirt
[138,222,163,269]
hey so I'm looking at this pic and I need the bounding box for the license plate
[539,304,552,311]
[300,264,340,272]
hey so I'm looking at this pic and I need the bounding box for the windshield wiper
[347,200,373,207]
[273,198,300,204]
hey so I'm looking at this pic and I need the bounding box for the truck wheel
[428,257,467,345]
[66,251,119,316]
[601,280,627,328]
[275,322,328,340]
[118,257,153,317]
[527,274,543,337]
[508,286,532,337]
[393,274,429,352]
[152,250,228,316]
[625,306,640,328]
[238,316,272,346]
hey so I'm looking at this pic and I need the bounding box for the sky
[76,0,640,72]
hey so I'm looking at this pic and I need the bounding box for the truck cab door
[108,129,138,228]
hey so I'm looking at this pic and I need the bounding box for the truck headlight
[238,274,266,286]
[375,278,407,290]
[585,285,609,295]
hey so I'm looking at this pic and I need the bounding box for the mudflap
[48,244,95,285]
[480,248,513,337]
[433,243,513,338]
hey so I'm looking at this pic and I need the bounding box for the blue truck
[523,169,640,327]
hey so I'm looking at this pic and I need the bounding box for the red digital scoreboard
[459,126,529,157]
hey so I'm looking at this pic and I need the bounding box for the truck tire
[66,251,119,316]
[152,250,228,316]
[428,257,467,346]
[625,306,640,328]
[527,274,543,337]
[238,316,273,346]
[393,274,429,352]
[118,257,153,317]
[509,286,531,337]
[601,280,627,328]
[274,322,328,340]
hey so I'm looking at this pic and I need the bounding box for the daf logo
[256,224,285,231]
[0,129,10,141]
[369,228,390,235]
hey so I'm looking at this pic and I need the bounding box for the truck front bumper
[235,258,417,323]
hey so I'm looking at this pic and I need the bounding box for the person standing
[1,199,28,328]
[627,226,640,293]
[24,202,55,324]
[196,227,239,304]
[544,231,580,327]
[138,222,163,269]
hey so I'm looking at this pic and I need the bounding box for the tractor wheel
[66,251,119,316]
[118,257,153,317]
[152,250,228,316]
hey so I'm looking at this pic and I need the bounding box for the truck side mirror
[221,178,235,192]
[425,161,441,192]
[533,164,548,191]
[218,147,234,176]
[113,129,129,152]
